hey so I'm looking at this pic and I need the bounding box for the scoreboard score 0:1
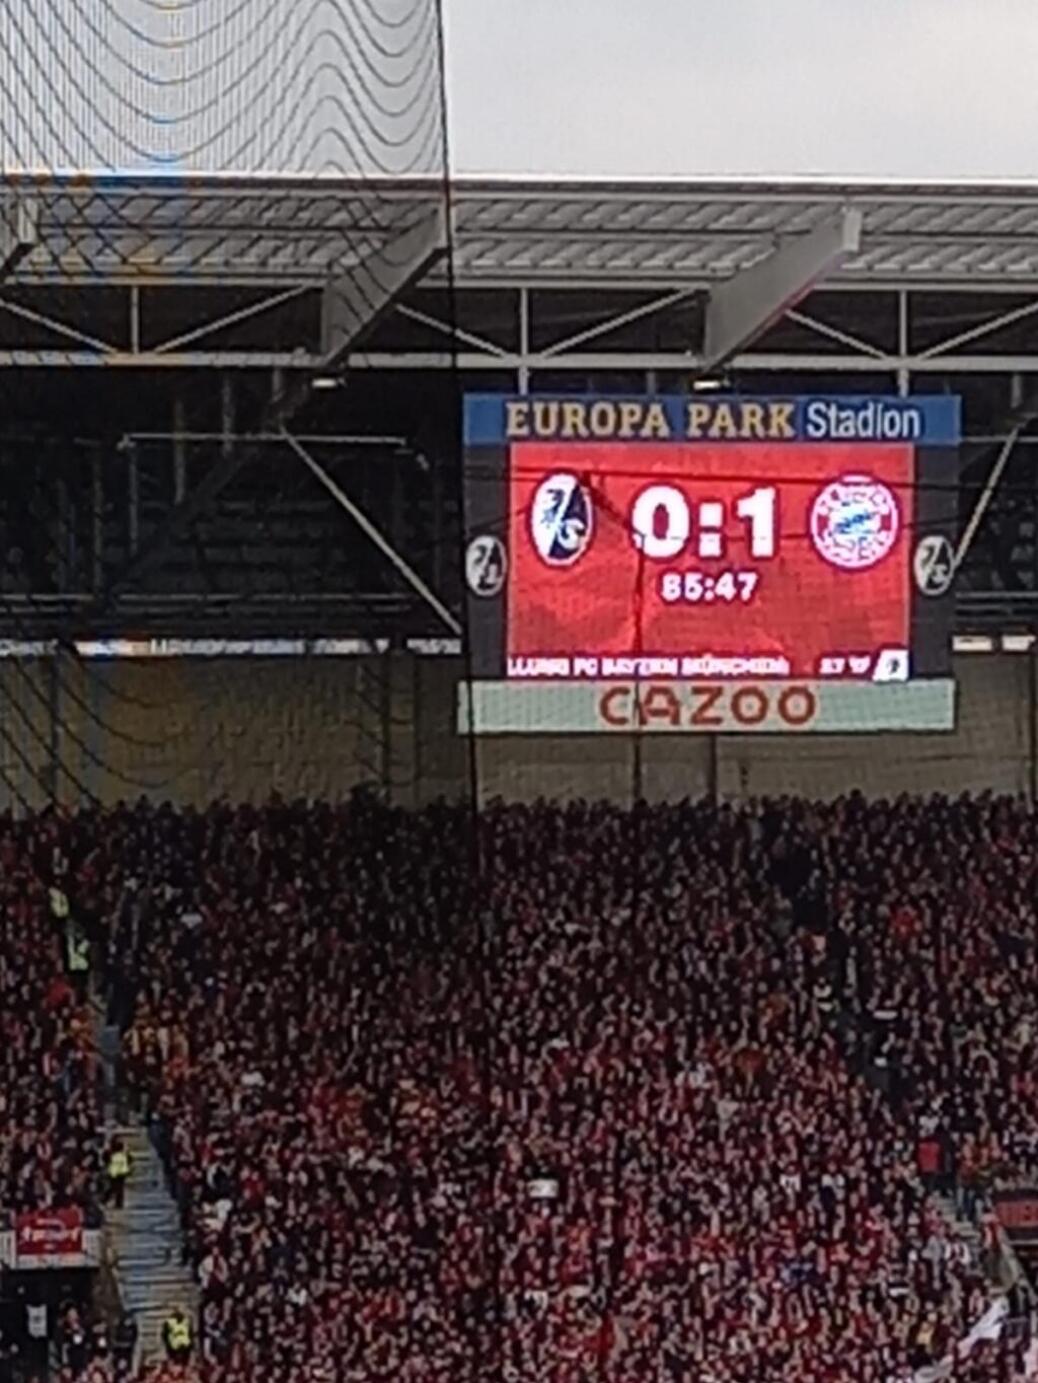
[462,394,960,730]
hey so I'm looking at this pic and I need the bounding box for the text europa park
[504,398,927,443]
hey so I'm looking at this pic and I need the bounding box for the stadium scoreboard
[461,394,960,735]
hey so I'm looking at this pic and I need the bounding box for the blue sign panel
[464,395,962,448]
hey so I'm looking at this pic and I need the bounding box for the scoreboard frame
[461,393,960,736]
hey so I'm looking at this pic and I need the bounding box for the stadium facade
[0,174,1036,805]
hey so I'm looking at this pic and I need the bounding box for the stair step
[123,1289,195,1309]
[110,1227,176,1243]
[112,1199,177,1216]
[122,1269,196,1288]
[89,1012,196,1353]
[125,1288,196,1303]
[123,1280,195,1295]
[104,1151,194,1334]
[113,1214,175,1229]
[112,1199,177,1213]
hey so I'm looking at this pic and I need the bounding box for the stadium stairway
[937,1191,1035,1302]
[93,1009,198,1364]
[103,1120,199,1363]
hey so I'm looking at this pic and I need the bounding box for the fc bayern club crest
[810,474,901,571]
[529,472,594,567]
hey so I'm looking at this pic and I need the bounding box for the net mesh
[2,13,1038,1383]
[0,0,455,811]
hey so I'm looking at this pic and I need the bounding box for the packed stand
[787,794,1038,1206]
[45,792,1026,1383]
[0,811,103,1227]
[53,1300,195,1383]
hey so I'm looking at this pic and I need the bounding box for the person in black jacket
[112,1312,138,1375]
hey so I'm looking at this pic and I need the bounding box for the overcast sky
[444,0,1038,180]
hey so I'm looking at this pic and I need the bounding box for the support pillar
[127,448,139,556]
[91,451,103,594]
[221,374,235,458]
[173,397,187,503]
[702,209,862,369]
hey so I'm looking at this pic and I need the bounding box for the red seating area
[6,794,1038,1380]
[104,795,1036,1381]
[0,813,102,1224]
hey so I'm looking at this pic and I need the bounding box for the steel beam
[91,452,103,595]
[0,350,319,368]
[0,297,118,354]
[127,449,139,556]
[784,308,888,359]
[518,287,530,394]
[395,303,511,358]
[346,348,1038,374]
[0,197,38,278]
[320,209,446,365]
[539,287,697,358]
[173,397,187,503]
[130,285,141,354]
[100,373,311,601]
[953,384,1038,577]
[282,430,462,637]
[701,209,863,369]
[953,431,1020,576]
[121,431,409,447]
[152,284,314,356]
[915,297,1038,361]
[897,289,910,396]
[15,267,1038,294]
[220,376,235,460]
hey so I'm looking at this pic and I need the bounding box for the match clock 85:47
[660,570,760,604]
[630,484,774,606]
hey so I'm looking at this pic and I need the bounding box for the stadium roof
[8,172,1038,288]
[0,175,1034,638]
[451,176,1038,288]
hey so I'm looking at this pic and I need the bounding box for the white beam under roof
[320,208,446,365]
[0,196,38,277]
[282,429,462,637]
[701,209,863,370]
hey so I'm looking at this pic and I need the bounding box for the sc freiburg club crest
[529,472,594,567]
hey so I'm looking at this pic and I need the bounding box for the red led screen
[506,441,914,682]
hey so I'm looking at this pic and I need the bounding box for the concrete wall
[0,657,383,811]
[715,655,1031,800]
[0,653,1030,812]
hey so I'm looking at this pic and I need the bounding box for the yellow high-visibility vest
[108,1149,130,1179]
[165,1318,191,1351]
[68,936,90,973]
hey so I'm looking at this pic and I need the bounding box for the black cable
[9,0,437,169]
[0,0,450,812]
[0,653,98,803]
[429,6,503,1381]
[0,690,46,809]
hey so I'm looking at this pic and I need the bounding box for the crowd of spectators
[52,1299,194,1383]
[86,792,1036,1382]
[808,794,1038,1196]
[0,812,102,1226]
[5,792,1038,1381]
